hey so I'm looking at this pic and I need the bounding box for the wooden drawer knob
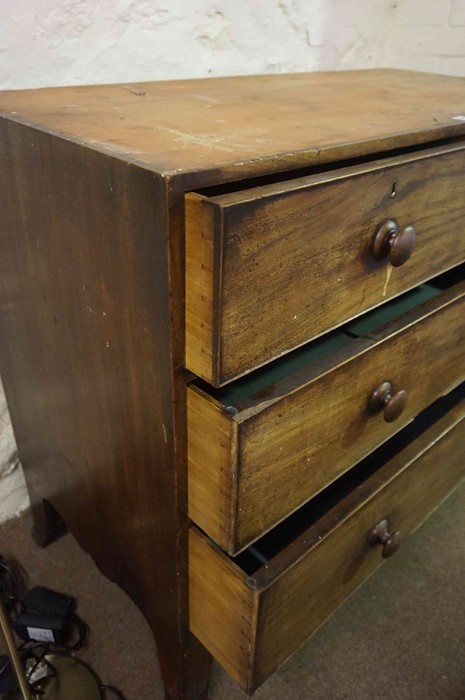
[369,518,401,558]
[368,381,407,423]
[372,220,416,267]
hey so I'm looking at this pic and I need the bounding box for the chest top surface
[1,69,465,185]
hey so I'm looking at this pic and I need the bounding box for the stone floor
[1,484,465,699]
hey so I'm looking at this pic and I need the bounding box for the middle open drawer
[188,266,465,554]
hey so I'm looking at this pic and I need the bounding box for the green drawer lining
[208,283,441,408]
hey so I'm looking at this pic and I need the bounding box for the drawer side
[187,387,238,551]
[189,528,258,690]
[185,193,219,384]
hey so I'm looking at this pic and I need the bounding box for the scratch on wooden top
[154,125,259,153]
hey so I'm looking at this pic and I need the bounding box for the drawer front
[186,143,465,385]
[188,280,465,554]
[189,399,465,692]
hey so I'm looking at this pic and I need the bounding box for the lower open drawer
[189,385,465,693]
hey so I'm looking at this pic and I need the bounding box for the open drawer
[189,386,465,693]
[185,142,465,385]
[188,266,465,553]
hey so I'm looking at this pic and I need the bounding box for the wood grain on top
[1,70,465,184]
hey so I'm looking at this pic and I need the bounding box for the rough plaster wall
[0,0,463,524]
[1,0,394,89]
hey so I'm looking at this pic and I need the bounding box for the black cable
[0,559,18,591]
[1,555,124,699]
[0,655,12,680]
[24,643,49,683]
[28,654,59,696]
[65,613,88,651]
[19,640,50,656]
[100,685,126,699]
[0,557,20,609]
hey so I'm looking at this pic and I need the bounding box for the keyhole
[390,180,397,198]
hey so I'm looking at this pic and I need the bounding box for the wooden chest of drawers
[1,69,465,699]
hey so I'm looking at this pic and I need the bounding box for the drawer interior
[231,380,465,575]
[195,262,465,411]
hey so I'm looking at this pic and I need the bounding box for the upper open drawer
[185,142,465,386]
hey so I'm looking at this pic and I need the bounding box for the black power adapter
[13,587,81,646]
[14,609,70,644]
[22,587,75,620]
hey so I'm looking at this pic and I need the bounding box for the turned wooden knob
[369,518,401,558]
[372,220,416,267]
[368,381,407,423]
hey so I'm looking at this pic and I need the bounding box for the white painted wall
[0,380,29,521]
[0,0,464,524]
[385,0,465,75]
[1,0,394,89]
